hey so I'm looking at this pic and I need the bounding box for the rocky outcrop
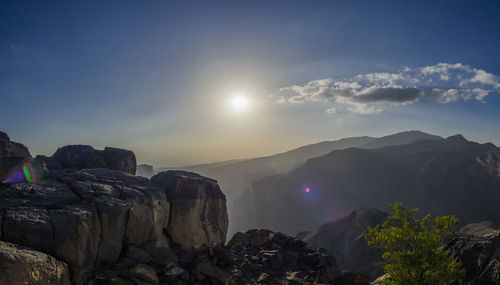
[225,229,347,284]
[136,164,154,178]
[448,222,500,284]
[301,208,388,278]
[0,131,31,158]
[0,241,70,285]
[0,131,32,182]
[151,170,229,249]
[0,168,172,285]
[39,145,137,175]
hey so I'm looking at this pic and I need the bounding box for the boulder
[41,145,136,174]
[151,170,229,249]
[136,164,154,178]
[0,241,70,285]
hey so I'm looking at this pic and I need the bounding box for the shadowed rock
[40,145,136,175]
[225,229,345,284]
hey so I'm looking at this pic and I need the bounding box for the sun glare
[231,95,249,110]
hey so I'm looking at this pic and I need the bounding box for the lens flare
[23,165,32,183]
[2,159,44,184]
[301,185,321,203]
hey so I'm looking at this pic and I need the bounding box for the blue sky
[1,0,500,165]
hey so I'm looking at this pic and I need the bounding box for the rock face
[151,170,229,249]
[448,223,500,284]
[136,163,154,178]
[0,241,70,285]
[39,145,136,175]
[301,208,389,278]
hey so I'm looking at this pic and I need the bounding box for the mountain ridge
[232,134,499,235]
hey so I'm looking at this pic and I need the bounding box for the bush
[365,202,465,285]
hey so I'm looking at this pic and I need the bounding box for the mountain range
[232,133,499,235]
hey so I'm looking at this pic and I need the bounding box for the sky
[1,0,500,166]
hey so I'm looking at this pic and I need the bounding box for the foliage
[365,202,465,285]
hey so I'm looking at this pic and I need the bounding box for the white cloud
[347,104,382,115]
[273,62,499,114]
[325,107,337,114]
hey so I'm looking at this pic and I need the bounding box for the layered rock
[0,241,70,285]
[151,170,229,249]
[38,145,136,175]
[301,208,388,278]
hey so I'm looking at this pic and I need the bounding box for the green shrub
[365,202,465,285]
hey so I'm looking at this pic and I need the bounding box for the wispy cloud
[273,63,500,114]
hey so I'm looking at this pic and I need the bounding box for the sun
[231,95,249,110]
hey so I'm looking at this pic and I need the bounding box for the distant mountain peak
[446,134,467,140]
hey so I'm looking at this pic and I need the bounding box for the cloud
[347,104,382,115]
[325,107,337,114]
[273,63,500,114]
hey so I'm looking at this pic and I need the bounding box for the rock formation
[0,131,31,158]
[226,229,341,284]
[0,131,32,182]
[38,145,136,175]
[0,131,349,284]
[0,168,172,285]
[151,170,228,249]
